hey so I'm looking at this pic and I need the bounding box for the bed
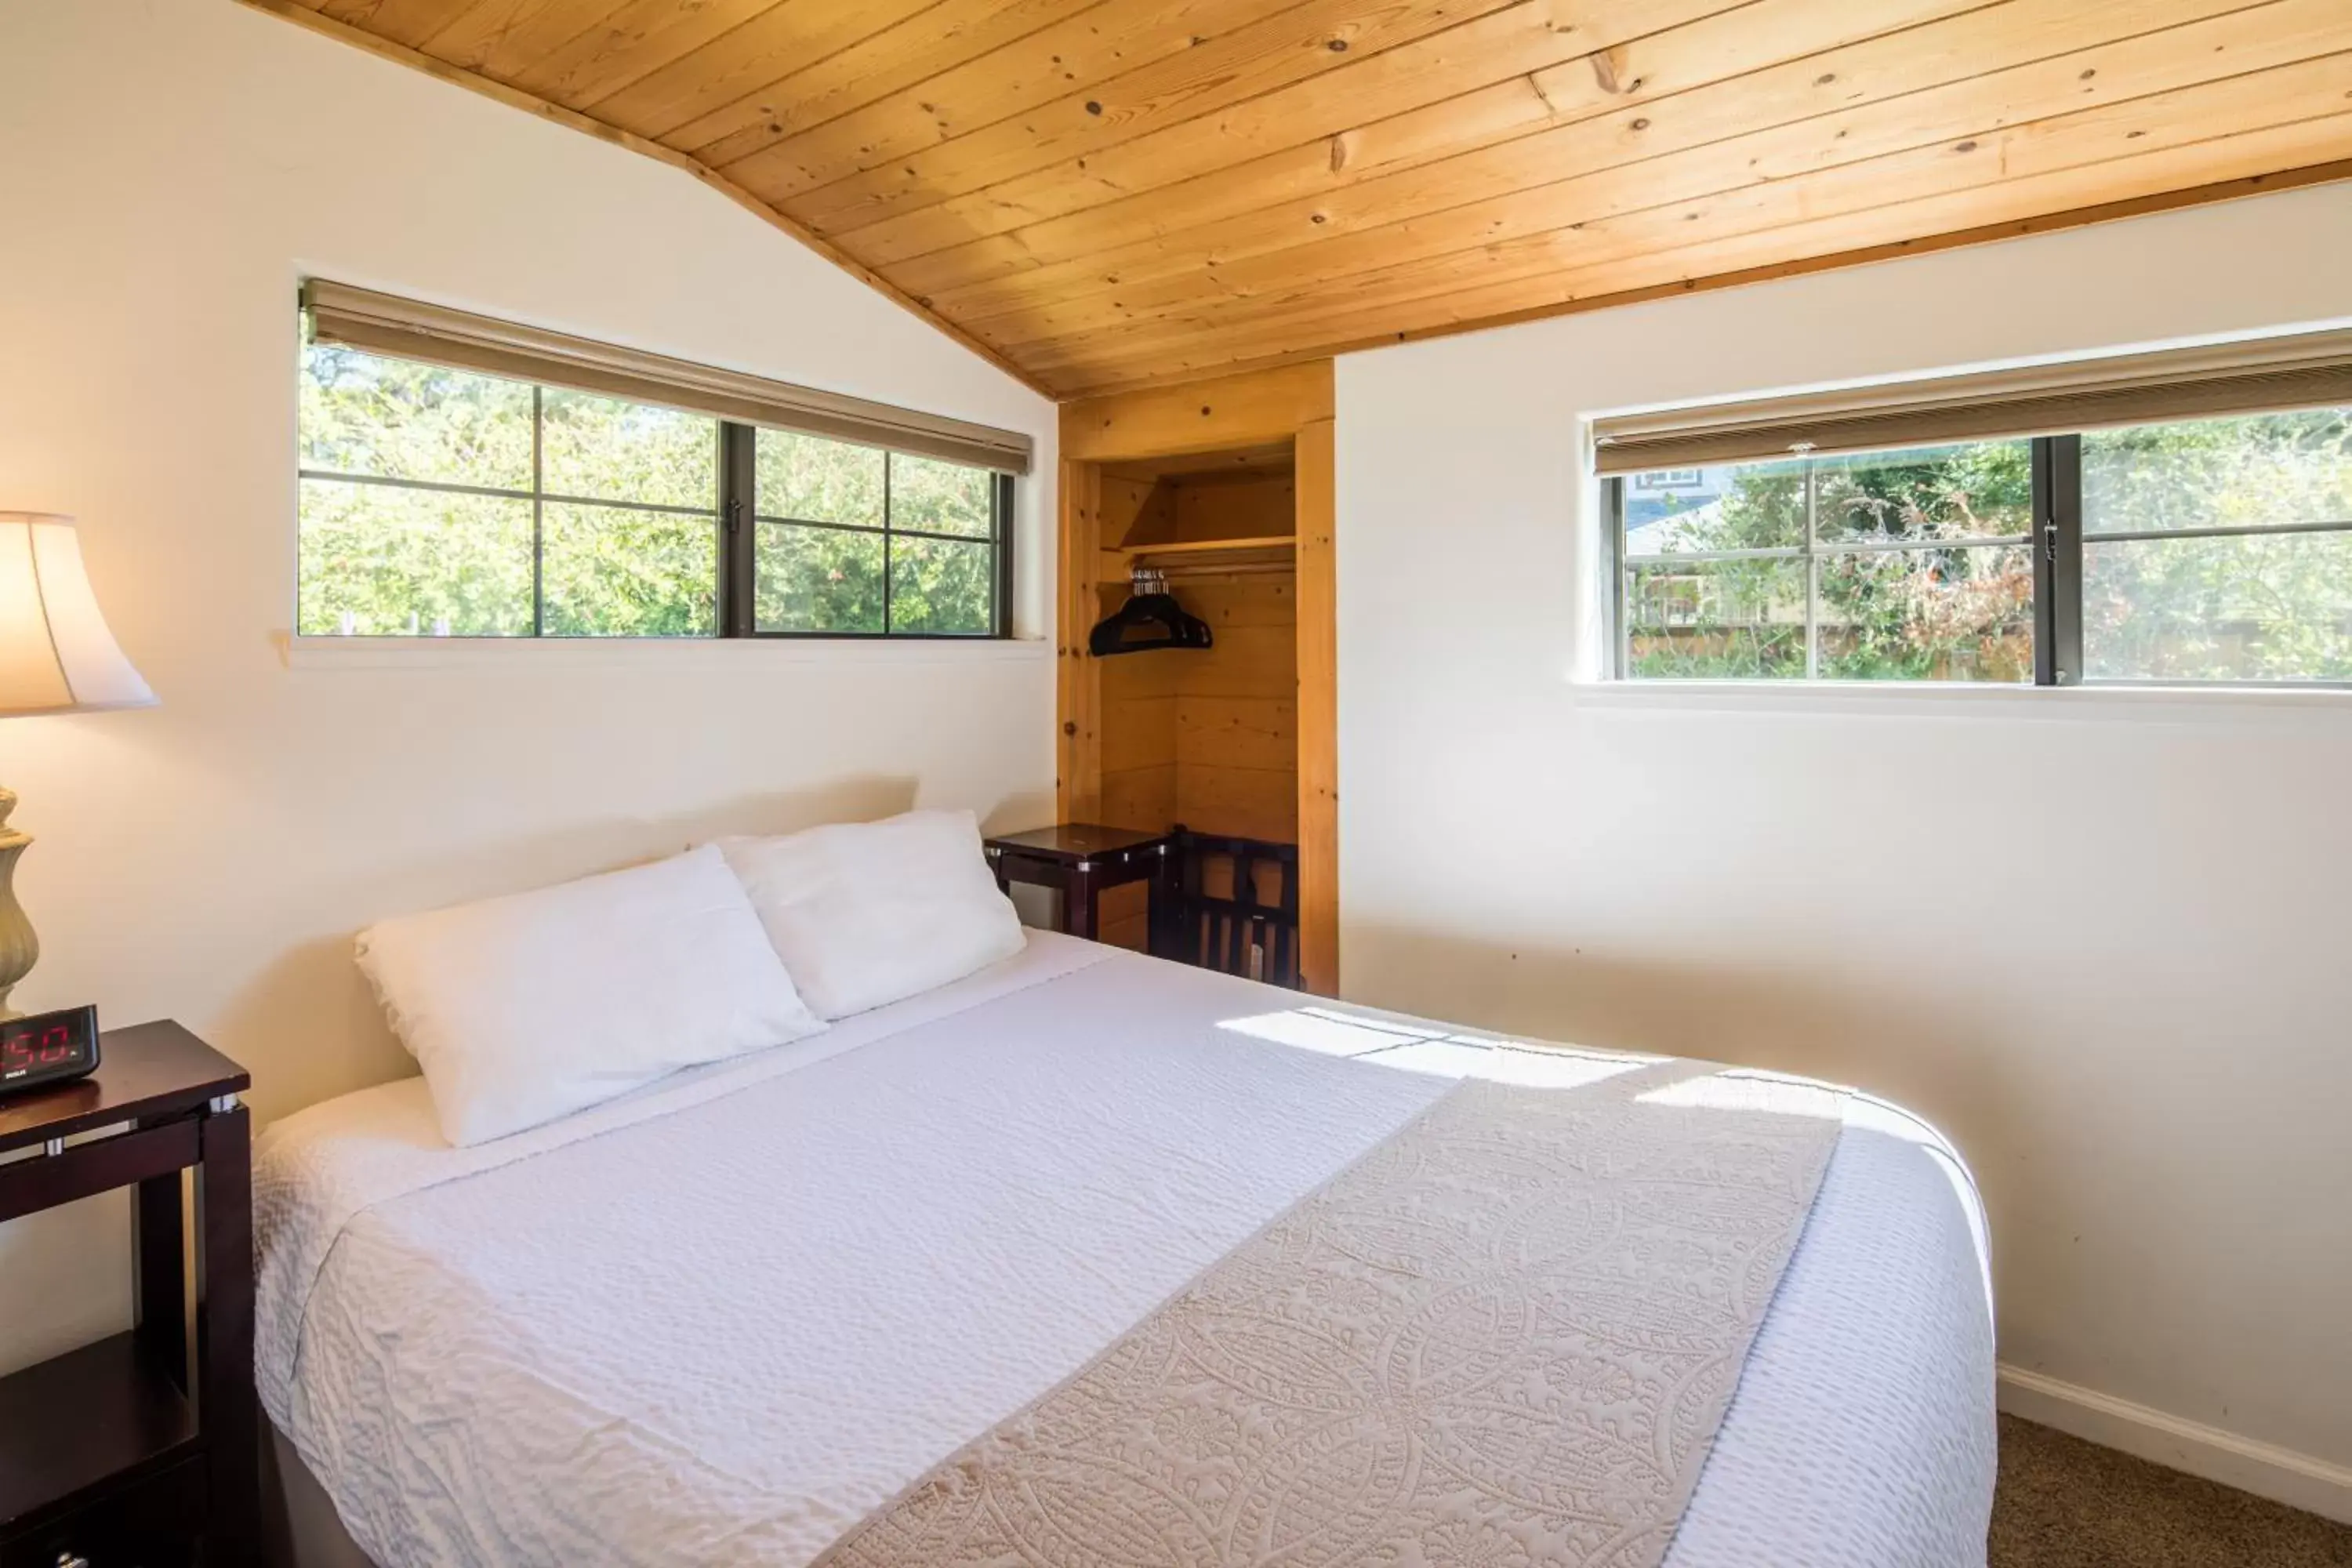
[255,931,1996,1567]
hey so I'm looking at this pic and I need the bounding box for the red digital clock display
[0,1005,99,1094]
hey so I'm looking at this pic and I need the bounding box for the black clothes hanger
[1089,568,1213,656]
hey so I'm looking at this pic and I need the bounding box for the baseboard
[1998,1364,2352,1525]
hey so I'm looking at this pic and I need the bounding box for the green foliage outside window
[2080,410,2352,681]
[1621,410,2352,683]
[299,339,1004,637]
[753,429,995,636]
[1624,441,2034,681]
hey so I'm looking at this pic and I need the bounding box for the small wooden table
[985,824,1174,942]
[0,1022,254,1568]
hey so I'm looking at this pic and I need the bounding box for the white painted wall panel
[1338,182,2352,1479]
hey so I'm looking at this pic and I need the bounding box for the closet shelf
[1116,535,1296,575]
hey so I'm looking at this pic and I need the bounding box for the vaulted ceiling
[252,0,2352,397]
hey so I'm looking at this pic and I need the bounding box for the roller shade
[303,280,1033,475]
[1592,328,2352,475]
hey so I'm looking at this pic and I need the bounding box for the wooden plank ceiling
[251,0,2352,397]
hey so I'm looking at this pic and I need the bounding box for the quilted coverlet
[816,1060,1843,1568]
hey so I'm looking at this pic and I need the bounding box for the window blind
[1590,328,2352,474]
[303,280,1034,475]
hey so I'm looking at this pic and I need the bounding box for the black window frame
[720,424,1014,641]
[299,343,1015,641]
[1606,423,2352,688]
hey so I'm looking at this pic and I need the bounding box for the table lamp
[0,512,156,1020]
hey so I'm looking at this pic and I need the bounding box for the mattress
[256,933,1996,1567]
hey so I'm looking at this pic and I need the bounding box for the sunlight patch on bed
[1638,1067,1844,1115]
[1218,1005,1662,1089]
[1215,1006,1448,1057]
[1638,1071,1993,1316]
[1355,1036,1657,1088]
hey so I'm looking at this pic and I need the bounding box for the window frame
[1606,423,2352,689]
[299,345,1015,643]
[717,426,1014,641]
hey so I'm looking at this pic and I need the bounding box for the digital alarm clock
[0,1004,100,1097]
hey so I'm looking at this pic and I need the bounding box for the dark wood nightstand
[984,824,1174,942]
[0,1022,253,1568]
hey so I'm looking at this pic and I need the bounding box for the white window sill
[1569,677,2352,720]
[278,632,1053,670]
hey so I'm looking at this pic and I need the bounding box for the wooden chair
[1152,828,1302,989]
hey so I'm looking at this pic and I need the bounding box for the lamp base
[0,786,38,1022]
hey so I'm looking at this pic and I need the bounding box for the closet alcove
[1056,364,1337,992]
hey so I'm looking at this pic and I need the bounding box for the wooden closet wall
[1057,362,1338,992]
[1098,456,1298,850]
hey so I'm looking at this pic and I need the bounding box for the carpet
[1991,1414,2352,1566]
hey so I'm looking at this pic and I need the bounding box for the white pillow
[355,844,826,1146]
[717,809,1025,1019]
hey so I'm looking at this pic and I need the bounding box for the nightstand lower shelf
[0,1460,205,1568]
[0,1332,199,1532]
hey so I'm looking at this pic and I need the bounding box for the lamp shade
[0,514,155,715]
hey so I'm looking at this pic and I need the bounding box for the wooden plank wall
[1171,575,1298,846]
[1054,459,1104,826]
[1294,418,1338,995]
[1172,474,1296,542]
[1088,470,1173,952]
[260,0,2352,396]
[1062,362,1336,463]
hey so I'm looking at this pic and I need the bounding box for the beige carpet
[1991,1415,2352,1566]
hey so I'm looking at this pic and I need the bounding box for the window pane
[1819,544,2034,682]
[889,454,993,538]
[2085,530,2352,681]
[889,535,994,634]
[1621,459,1804,554]
[539,503,717,637]
[1624,558,1806,677]
[757,524,884,633]
[540,390,717,510]
[298,478,533,634]
[2084,408,2352,535]
[1813,441,2031,543]
[299,343,532,490]
[757,429,884,527]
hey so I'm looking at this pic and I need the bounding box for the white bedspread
[256,935,1995,1568]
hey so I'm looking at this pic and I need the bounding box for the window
[2078,410,2352,683]
[1608,406,2352,685]
[750,430,1002,636]
[297,325,1014,640]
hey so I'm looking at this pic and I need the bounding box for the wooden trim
[1047,158,2352,398]
[231,0,1052,397]
[1056,459,1104,825]
[1121,535,1297,571]
[1060,361,1335,461]
[1293,417,1338,996]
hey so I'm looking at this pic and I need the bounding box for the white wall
[0,0,1055,1374]
[1338,183,2352,1502]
